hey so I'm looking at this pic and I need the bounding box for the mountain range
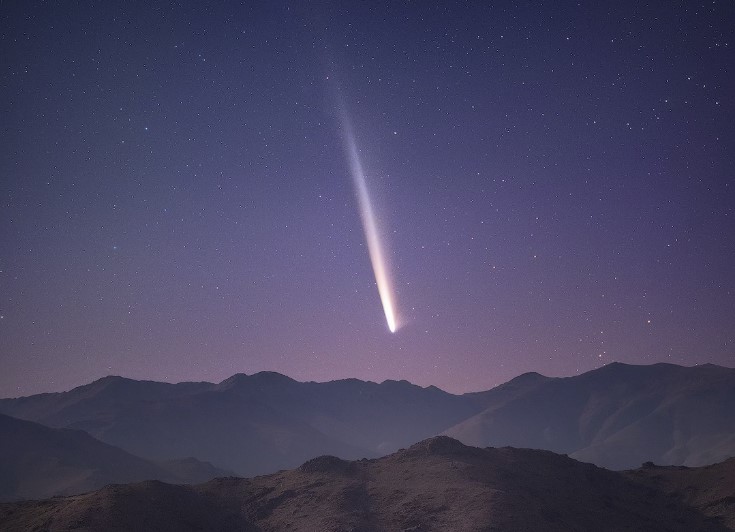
[0,413,230,502]
[1,436,733,531]
[0,371,480,478]
[0,362,734,502]
[445,362,735,469]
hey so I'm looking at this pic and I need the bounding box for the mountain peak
[511,371,550,383]
[380,379,414,386]
[405,436,471,456]
[217,371,297,390]
[251,371,295,381]
[298,455,357,475]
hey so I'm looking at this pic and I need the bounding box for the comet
[338,106,400,333]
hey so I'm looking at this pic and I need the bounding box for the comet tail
[339,112,399,333]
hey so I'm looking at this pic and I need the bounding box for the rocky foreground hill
[1,437,733,532]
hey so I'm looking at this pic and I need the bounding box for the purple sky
[1,1,734,397]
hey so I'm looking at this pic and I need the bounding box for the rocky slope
[1,437,732,531]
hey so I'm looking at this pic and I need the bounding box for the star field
[1,1,733,396]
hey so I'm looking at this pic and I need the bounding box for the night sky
[2,1,734,397]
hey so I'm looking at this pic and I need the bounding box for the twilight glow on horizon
[1,1,733,397]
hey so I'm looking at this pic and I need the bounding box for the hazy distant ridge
[443,362,735,469]
[0,413,230,501]
[0,371,479,477]
[1,362,733,480]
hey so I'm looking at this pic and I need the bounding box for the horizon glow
[339,109,400,333]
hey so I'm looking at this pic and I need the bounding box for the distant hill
[0,437,730,531]
[443,362,735,469]
[0,372,479,476]
[0,363,733,475]
[0,413,230,502]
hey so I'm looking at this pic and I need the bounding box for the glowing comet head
[386,306,398,333]
[338,106,400,333]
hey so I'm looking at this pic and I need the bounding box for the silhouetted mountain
[0,372,479,475]
[464,370,553,408]
[0,413,229,502]
[0,437,729,531]
[1,363,733,476]
[444,362,735,469]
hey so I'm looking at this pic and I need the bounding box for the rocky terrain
[625,457,735,530]
[1,436,732,531]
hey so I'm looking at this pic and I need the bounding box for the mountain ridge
[1,436,732,531]
[0,362,733,478]
[0,413,230,502]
